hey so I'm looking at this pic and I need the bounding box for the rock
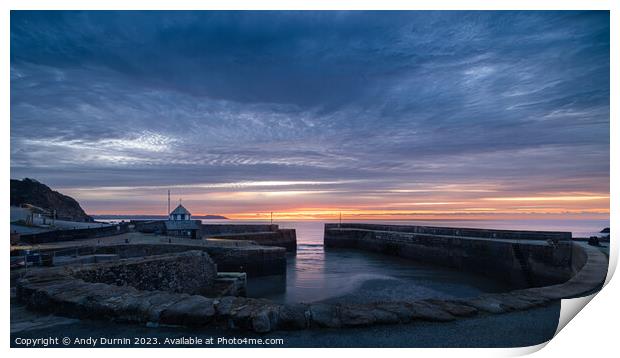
[424,299,478,317]
[159,295,216,326]
[588,237,600,246]
[277,304,309,330]
[134,291,188,322]
[495,294,537,311]
[229,300,256,329]
[250,304,281,333]
[252,311,271,333]
[408,302,456,322]
[461,297,507,314]
[374,302,416,323]
[369,307,400,324]
[213,296,236,316]
[309,303,342,328]
[91,290,153,322]
[339,305,376,327]
[511,292,549,307]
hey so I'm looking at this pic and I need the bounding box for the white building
[169,204,191,221]
[165,204,201,239]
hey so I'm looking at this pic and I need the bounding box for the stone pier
[203,224,297,252]
[324,223,576,288]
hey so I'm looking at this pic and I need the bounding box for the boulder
[461,296,507,314]
[159,295,216,326]
[339,305,376,327]
[213,296,236,316]
[309,303,342,328]
[277,304,309,330]
[424,299,478,317]
[408,302,455,322]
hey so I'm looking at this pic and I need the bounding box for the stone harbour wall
[14,223,607,333]
[15,242,607,333]
[202,224,280,235]
[324,224,575,288]
[90,243,287,277]
[19,223,130,244]
[70,251,217,295]
[208,229,297,252]
[326,223,571,241]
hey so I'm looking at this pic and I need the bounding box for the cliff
[10,178,93,222]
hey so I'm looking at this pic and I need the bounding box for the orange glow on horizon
[210,206,610,221]
[76,185,609,221]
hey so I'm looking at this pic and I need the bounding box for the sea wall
[328,223,571,242]
[324,224,574,288]
[131,222,297,251]
[131,220,165,234]
[19,223,130,244]
[70,251,217,295]
[89,243,286,277]
[133,222,279,236]
[202,224,279,235]
[208,229,297,252]
[15,242,607,333]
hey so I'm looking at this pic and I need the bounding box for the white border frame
[2,2,616,357]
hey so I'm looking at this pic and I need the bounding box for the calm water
[238,219,607,304]
[246,240,511,304]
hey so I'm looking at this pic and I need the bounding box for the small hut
[164,204,202,239]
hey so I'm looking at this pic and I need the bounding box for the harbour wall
[207,228,297,252]
[70,251,217,295]
[15,223,607,333]
[324,223,575,288]
[327,223,571,241]
[92,243,286,277]
[18,223,130,244]
[202,224,279,235]
[19,242,286,277]
[16,242,608,333]
[131,222,297,251]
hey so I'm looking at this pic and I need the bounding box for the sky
[10,11,609,220]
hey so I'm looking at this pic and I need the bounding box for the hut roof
[170,204,191,216]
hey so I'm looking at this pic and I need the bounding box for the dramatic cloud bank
[11,11,609,219]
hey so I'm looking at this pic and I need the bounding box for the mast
[167,190,170,215]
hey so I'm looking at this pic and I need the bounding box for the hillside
[10,178,93,222]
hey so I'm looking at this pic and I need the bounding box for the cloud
[10,11,609,216]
